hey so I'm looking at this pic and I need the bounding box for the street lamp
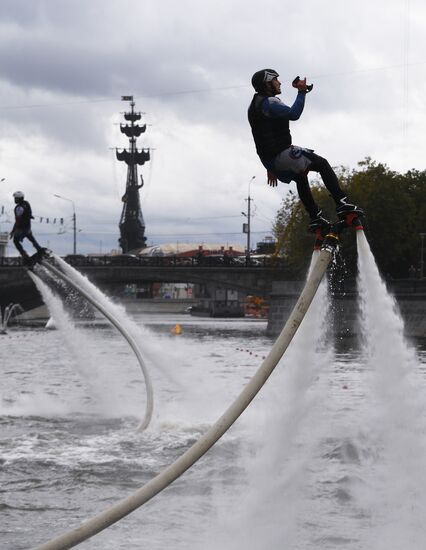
[54,194,77,254]
[242,176,255,261]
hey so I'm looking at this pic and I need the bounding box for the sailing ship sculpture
[116,96,150,253]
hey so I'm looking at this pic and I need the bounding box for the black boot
[308,210,331,233]
[36,247,49,258]
[22,252,33,267]
[336,197,364,218]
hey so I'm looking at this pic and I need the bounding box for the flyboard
[33,210,364,550]
[25,250,154,432]
[24,248,50,270]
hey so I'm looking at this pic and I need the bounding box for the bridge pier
[190,283,246,317]
[267,279,426,338]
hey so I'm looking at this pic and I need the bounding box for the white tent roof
[135,243,246,256]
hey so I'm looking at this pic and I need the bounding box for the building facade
[0,232,8,257]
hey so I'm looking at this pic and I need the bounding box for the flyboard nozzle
[355,216,364,230]
[345,212,364,230]
[321,231,340,253]
[337,211,364,231]
[313,227,326,251]
[312,223,333,251]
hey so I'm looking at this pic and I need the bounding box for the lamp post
[242,176,255,262]
[54,194,77,254]
[420,233,426,279]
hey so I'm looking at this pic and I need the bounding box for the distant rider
[248,69,362,231]
[10,191,45,261]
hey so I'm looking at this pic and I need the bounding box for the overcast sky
[0,0,424,256]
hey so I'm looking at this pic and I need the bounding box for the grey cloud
[0,0,369,143]
[1,0,425,257]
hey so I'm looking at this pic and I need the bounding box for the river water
[1,245,426,550]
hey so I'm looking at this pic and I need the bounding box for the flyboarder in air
[9,191,46,265]
[248,69,363,231]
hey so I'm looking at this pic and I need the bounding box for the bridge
[0,255,291,312]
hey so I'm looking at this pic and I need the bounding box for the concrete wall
[121,298,198,314]
[267,280,426,339]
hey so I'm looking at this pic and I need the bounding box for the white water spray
[356,230,426,549]
[208,252,333,550]
[37,254,244,431]
[47,254,226,428]
[50,255,172,376]
[28,272,109,404]
[38,258,154,430]
[0,302,23,333]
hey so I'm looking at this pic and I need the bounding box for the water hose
[40,260,153,432]
[34,247,333,550]
[1,303,23,333]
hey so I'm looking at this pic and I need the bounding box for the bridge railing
[0,254,287,269]
[1,255,425,293]
[0,256,22,266]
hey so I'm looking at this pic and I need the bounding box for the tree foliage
[273,158,426,278]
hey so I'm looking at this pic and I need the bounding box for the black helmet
[251,69,279,92]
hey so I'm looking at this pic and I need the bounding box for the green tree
[273,158,426,278]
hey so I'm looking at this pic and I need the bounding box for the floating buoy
[171,323,183,335]
[235,347,267,360]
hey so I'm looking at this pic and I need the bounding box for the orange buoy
[171,324,183,335]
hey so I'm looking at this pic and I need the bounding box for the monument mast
[116,96,150,253]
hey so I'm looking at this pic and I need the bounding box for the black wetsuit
[11,200,42,257]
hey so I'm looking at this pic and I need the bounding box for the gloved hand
[267,171,278,187]
[292,76,313,93]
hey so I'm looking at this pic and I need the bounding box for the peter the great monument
[116,96,150,253]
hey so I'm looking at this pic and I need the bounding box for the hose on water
[34,248,333,550]
[40,260,154,432]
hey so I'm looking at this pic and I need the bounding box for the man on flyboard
[10,191,47,265]
[248,69,363,231]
